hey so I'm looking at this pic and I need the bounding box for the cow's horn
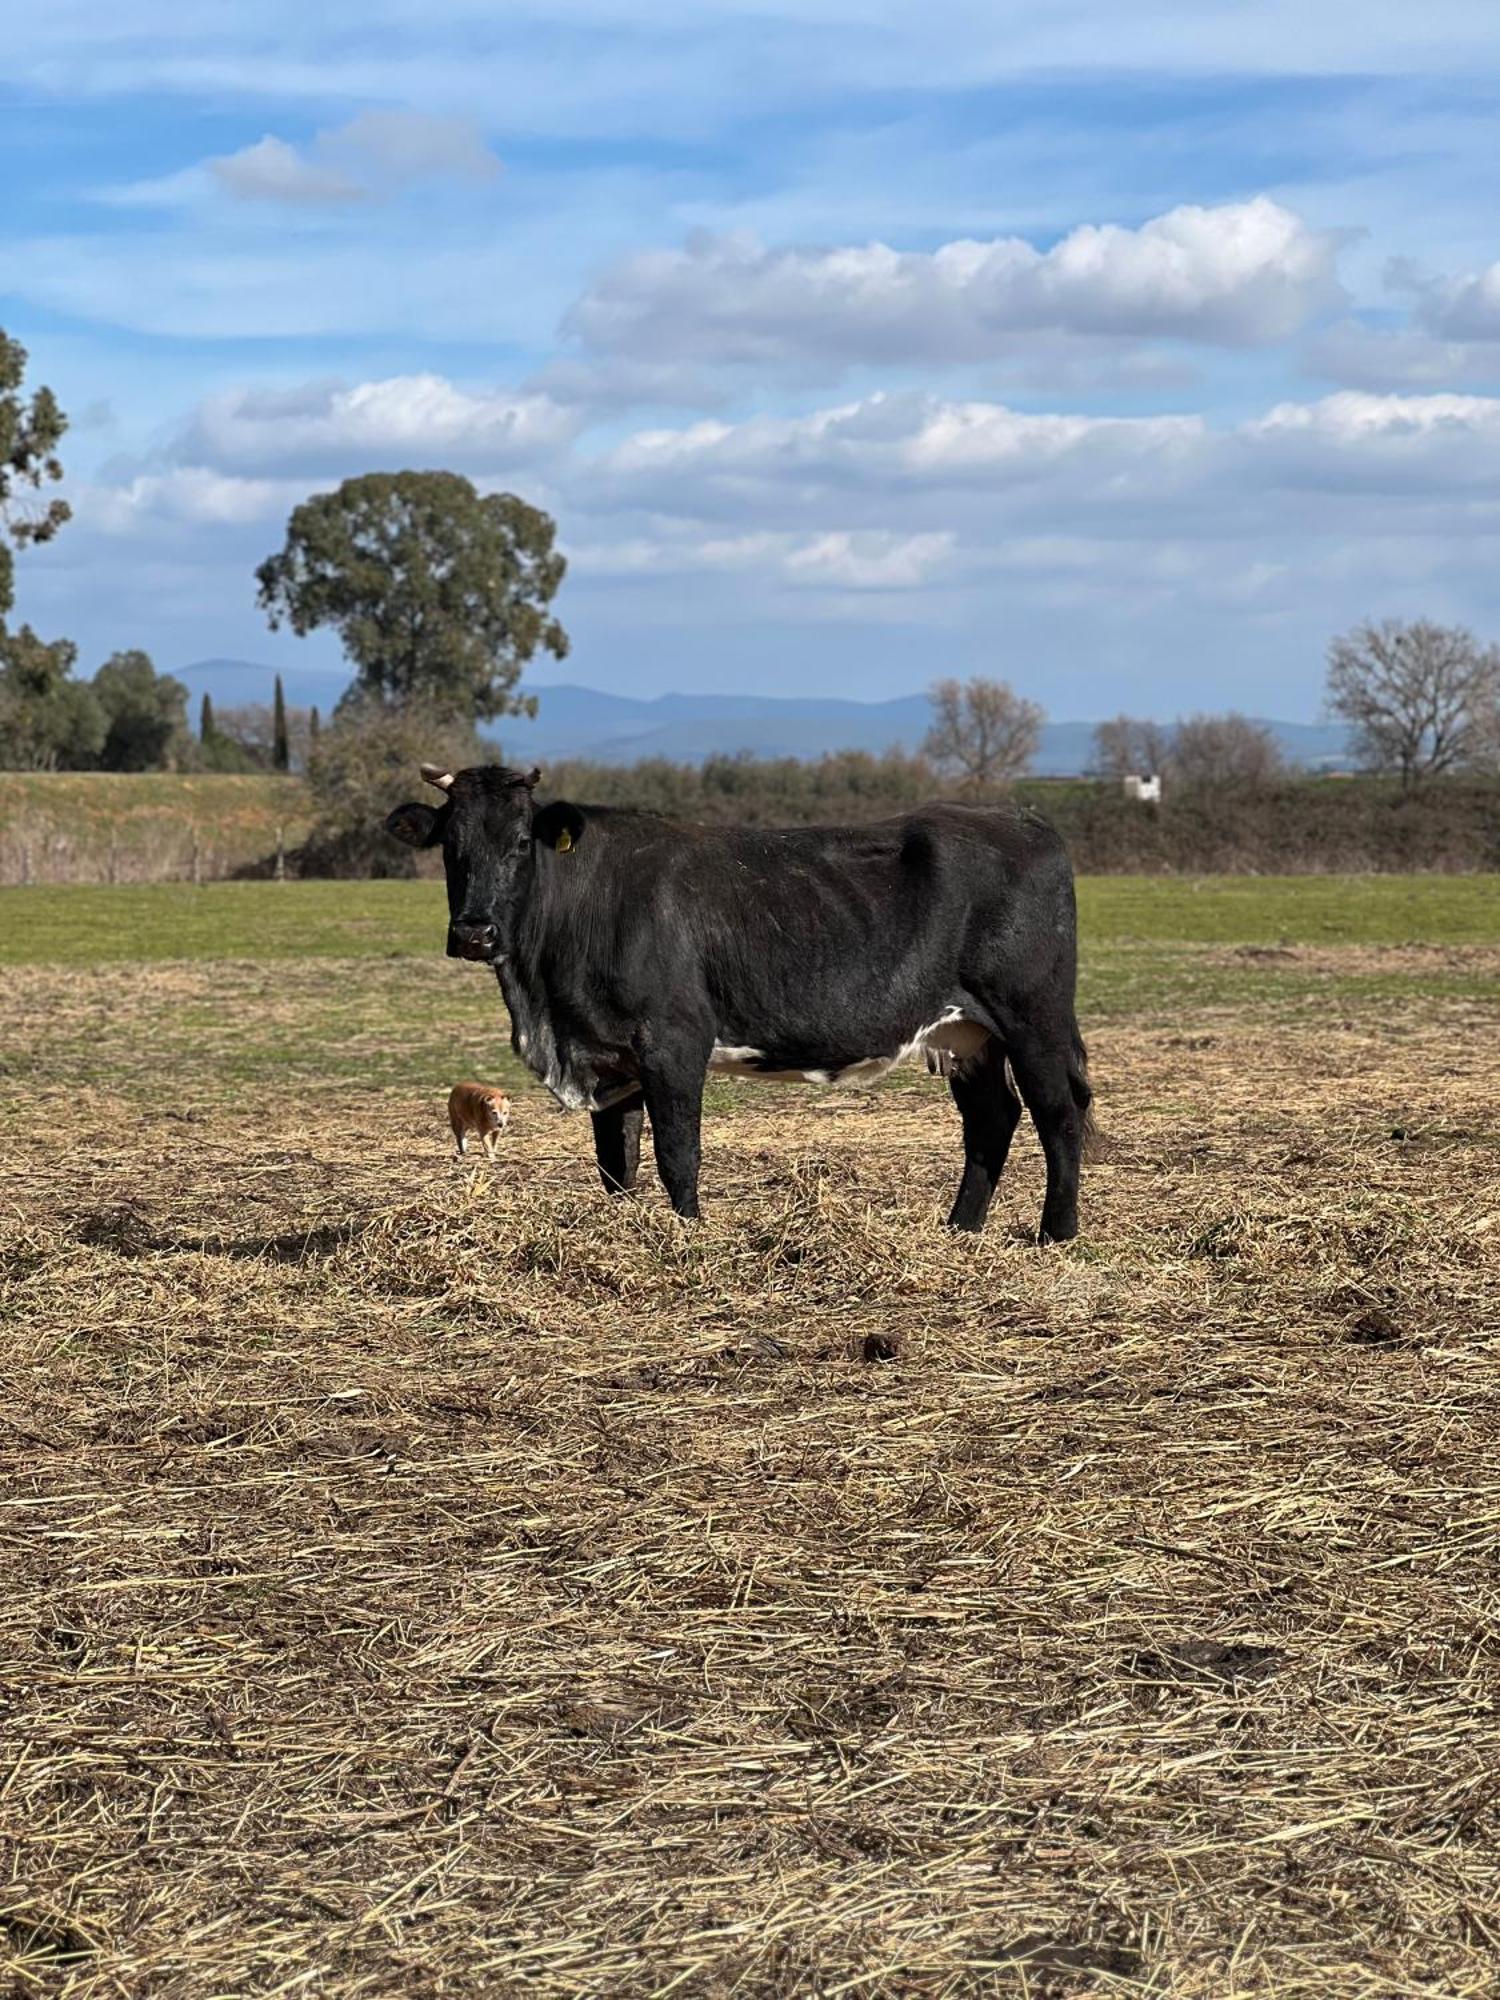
[419,763,455,791]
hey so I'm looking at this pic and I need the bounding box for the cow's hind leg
[592,1093,646,1196]
[946,1040,1023,1233]
[1007,1014,1091,1244]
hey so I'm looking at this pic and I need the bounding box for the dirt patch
[1215,940,1500,979]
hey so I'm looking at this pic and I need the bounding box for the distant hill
[496,686,938,766]
[166,658,352,717]
[166,666,1350,773]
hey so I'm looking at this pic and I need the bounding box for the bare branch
[923,676,1044,785]
[1169,713,1284,788]
[1326,619,1500,789]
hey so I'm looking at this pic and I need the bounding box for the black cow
[387,763,1092,1240]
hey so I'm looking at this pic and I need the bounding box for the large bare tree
[1326,619,1500,788]
[1089,713,1173,780]
[923,676,1044,786]
[1090,711,1282,786]
[1169,712,1284,787]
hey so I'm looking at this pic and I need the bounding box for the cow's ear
[533,801,585,855]
[385,801,443,848]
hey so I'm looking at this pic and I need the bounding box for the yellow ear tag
[555,827,573,853]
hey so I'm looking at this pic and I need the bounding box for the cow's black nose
[451,920,498,961]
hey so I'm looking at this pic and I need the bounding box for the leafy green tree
[198,729,258,773]
[92,650,190,771]
[272,673,290,771]
[255,471,569,721]
[0,330,78,767]
[1,329,70,624]
[0,626,104,769]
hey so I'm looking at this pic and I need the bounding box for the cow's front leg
[592,1092,645,1196]
[638,1041,709,1220]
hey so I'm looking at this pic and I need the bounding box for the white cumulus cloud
[177,375,578,474]
[566,198,1344,369]
[1249,389,1500,441]
[593,393,1206,523]
[1243,390,1500,489]
[86,467,291,534]
[594,386,1500,517]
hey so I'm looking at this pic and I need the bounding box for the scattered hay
[2,960,1499,1995]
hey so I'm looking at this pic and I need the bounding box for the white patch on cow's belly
[709,1008,990,1088]
[706,1045,821,1084]
[708,1045,768,1072]
[917,1006,993,1078]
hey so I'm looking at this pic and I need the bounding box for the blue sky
[5,1,1500,719]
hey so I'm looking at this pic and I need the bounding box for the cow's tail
[1069,1027,1102,1163]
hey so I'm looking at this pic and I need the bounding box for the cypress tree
[200,691,216,741]
[308,705,321,746]
[272,673,289,772]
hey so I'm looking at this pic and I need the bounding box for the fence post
[273,824,286,881]
[191,837,202,887]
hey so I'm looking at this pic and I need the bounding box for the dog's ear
[533,801,585,854]
[385,801,444,848]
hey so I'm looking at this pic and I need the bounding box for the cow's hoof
[945,1203,990,1232]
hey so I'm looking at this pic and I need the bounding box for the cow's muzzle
[448,920,500,962]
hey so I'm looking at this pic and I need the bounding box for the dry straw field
[2,877,1499,1997]
[0,773,311,887]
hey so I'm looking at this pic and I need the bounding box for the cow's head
[385,763,544,962]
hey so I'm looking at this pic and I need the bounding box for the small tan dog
[448,1082,512,1158]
